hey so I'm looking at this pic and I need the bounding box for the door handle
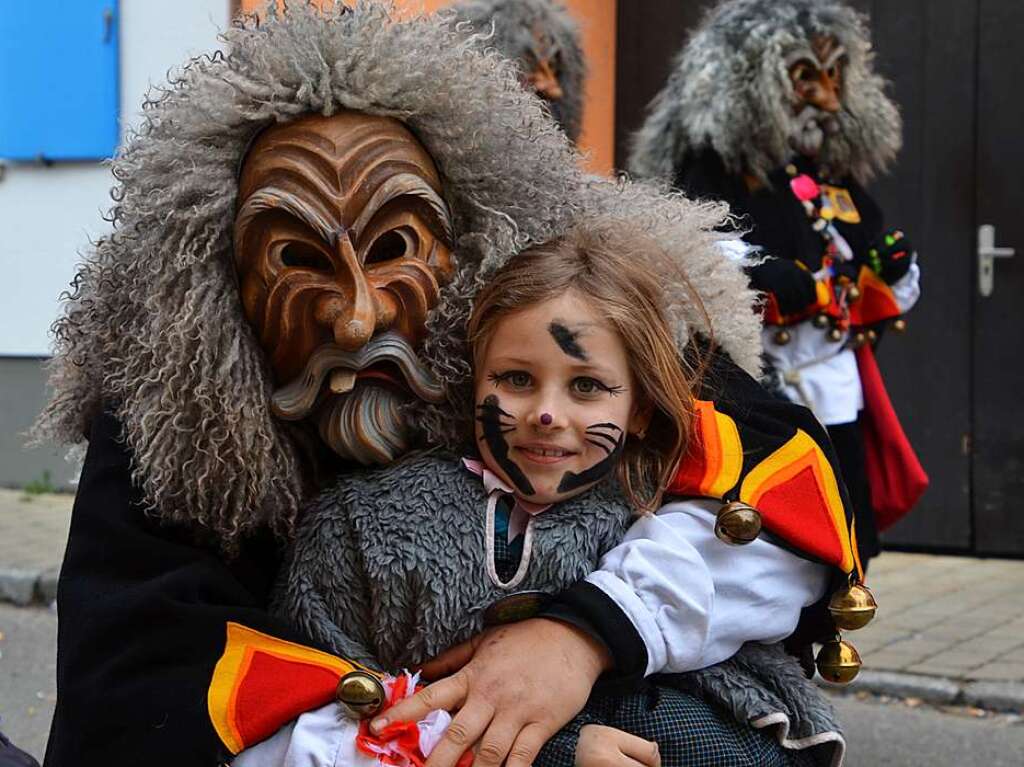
[978,224,1015,297]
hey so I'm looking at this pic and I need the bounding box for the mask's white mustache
[271,331,444,420]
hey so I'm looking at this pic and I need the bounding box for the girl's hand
[371,618,612,767]
[576,725,661,767]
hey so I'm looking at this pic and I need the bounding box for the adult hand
[373,618,612,767]
[575,725,661,767]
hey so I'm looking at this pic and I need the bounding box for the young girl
[237,221,812,767]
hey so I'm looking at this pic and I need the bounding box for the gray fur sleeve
[274,494,383,671]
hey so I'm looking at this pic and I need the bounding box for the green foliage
[22,470,56,497]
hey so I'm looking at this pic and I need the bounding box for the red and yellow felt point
[670,400,861,579]
[209,623,369,754]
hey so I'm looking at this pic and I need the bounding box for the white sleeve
[890,259,921,313]
[585,498,829,676]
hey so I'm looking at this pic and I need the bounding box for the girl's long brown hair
[467,219,711,512]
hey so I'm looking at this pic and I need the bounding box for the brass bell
[892,318,907,333]
[816,637,862,684]
[812,313,830,329]
[336,670,387,720]
[828,583,878,630]
[847,284,861,301]
[714,501,762,545]
[773,328,792,346]
[826,327,843,342]
[866,329,878,343]
[851,331,867,348]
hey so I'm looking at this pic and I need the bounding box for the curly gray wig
[448,0,585,141]
[35,1,760,545]
[628,0,902,184]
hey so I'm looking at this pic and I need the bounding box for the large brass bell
[892,318,907,333]
[812,314,830,329]
[828,583,878,630]
[773,328,792,346]
[714,501,762,545]
[336,670,387,719]
[816,637,862,684]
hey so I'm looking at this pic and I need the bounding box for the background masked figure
[629,0,926,567]
[448,0,585,141]
[37,3,861,766]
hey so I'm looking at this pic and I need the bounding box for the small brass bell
[816,637,862,684]
[828,583,878,630]
[867,329,878,343]
[812,313,830,329]
[826,327,843,342]
[851,331,867,348]
[847,284,862,301]
[715,501,762,545]
[336,670,387,720]
[773,328,792,346]
[892,318,907,333]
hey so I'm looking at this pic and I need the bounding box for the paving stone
[967,662,1024,682]
[962,681,1024,712]
[920,650,985,670]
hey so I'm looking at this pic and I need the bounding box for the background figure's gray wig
[628,0,902,184]
[35,1,760,545]
[448,0,586,141]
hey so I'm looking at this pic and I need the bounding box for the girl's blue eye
[489,370,532,389]
[572,377,604,396]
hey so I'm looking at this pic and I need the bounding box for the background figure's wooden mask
[234,111,454,465]
[785,35,847,159]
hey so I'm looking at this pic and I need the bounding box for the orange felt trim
[740,430,855,574]
[208,623,364,754]
[852,266,901,326]
[670,401,742,499]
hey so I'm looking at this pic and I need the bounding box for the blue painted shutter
[0,1,120,161]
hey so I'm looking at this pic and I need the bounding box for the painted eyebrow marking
[548,321,588,361]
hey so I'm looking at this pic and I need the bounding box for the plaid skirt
[537,683,819,767]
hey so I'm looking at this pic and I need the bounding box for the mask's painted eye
[280,243,332,272]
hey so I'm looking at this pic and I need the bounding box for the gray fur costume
[448,0,586,141]
[628,0,901,185]
[277,453,631,670]
[279,453,844,766]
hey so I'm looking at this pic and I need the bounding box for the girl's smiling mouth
[515,444,579,464]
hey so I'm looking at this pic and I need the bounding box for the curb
[820,670,1024,714]
[0,567,58,606]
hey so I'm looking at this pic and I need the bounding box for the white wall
[1,0,230,356]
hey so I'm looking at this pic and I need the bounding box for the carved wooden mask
[787,35,846,115]
[525,23,564,102]
[234,111,455,387]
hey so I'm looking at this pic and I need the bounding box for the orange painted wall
[237,0,616,175]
